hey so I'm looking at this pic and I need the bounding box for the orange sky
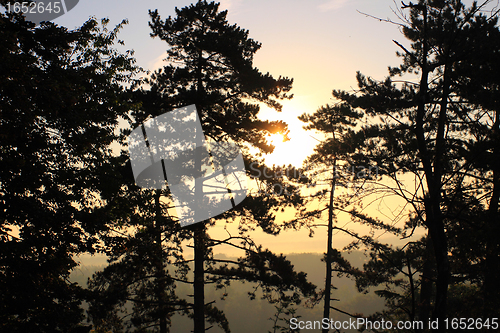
[52,1,405,163]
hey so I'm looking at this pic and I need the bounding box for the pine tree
[89,1,315,332]
[299,103,363,332]
[325,0,500,328]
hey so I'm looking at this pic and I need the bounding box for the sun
[258,101,317,167]
[267,132,285,146]
[263,131,292,167]
[266,131,290,151]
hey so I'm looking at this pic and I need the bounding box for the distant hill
[71,252,385,332]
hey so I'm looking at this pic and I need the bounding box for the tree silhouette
[0,5,140,332]
[147,3,296,332]
[323,0,500,329]
[88,1,315,332]
[298,103,363,333]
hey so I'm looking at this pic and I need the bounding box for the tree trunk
[418,237,433,330]
[155,192,168,333]
[322,160,337,333]
[428,60,451,327]
[193,223,206,333]
[192,120,206,333]
[193,39,207,329]
[412,6,449,329]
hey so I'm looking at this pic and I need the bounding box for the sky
[50,0,406,166]
[40,0,425,263]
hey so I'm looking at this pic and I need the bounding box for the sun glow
[266,132,288,150]
[259,100,318,167]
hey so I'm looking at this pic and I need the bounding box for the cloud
[149,51,168,71]
[318,0,349,12]
[218,0,243,14]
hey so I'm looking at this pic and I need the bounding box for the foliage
[88,1,316,332]
[305,0,500,329]
[298,0,500,330]
[0,4,140,332]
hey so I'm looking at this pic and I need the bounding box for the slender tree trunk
[193,223,206,333]
[193,45,206,332]
[192,118,206,333]
[428,61,451,326]
[322,160,337,333]
[412,5,449,329]
[407,253,416,322]
[155,192,168,333]
[418,237,433,330]
[426,214,448,327]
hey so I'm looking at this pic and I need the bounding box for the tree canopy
[0,4,140,332]
[298,0,500,330]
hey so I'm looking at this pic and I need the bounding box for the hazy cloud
[149,51,168,71]
[318,0,349,12]
[218,0,243,14]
